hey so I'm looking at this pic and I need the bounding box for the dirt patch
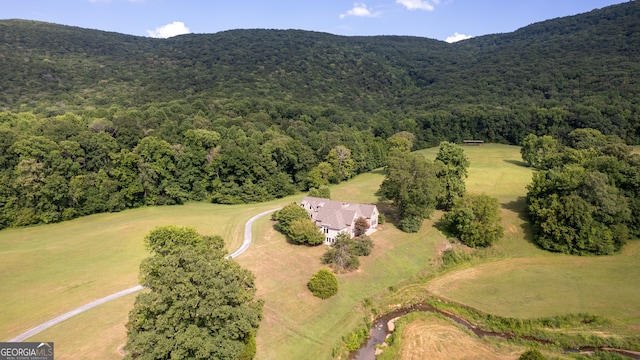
[117,343,127,357]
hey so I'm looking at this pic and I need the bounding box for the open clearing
[394,313,540,360]
[0,200,288,342]
[2,144,639,359]
[426,243,640,324]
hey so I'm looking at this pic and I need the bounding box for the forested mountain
[0,2,638,228]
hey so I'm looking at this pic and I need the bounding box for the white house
[299,196,379,244]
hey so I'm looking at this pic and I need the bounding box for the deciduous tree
[288,218,324,245]
[125,226,263,360]
[272,203,310,234]
[379,153,443,232]
[520,134,561,169]
[444,193,504,247]
[435,141,470,210]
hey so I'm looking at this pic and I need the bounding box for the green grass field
[1,144,639,359]
[0,200,290,342]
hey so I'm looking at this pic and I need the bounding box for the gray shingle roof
[300,197,377,231]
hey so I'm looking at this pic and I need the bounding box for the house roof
[300,197,378,231]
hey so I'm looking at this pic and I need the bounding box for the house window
[324,227,329,234]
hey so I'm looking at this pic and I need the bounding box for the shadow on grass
[501,196,536,245]
[503,159,530,168]
[368,168,386,176]
[434,216,454,239]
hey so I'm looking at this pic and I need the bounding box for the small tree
[322,233,360,272]
[288,218,324,245]
[354,216,369,237]
[444,193,504,247]
[308,269,338,299]
[352,235,374,256]
[272,203,309,234]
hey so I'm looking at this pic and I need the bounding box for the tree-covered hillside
[0,2,638,229]
[1,1,640,142]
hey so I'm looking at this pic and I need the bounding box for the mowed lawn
[0,200,291,342]
[394,313,539,360]
[423,144,640,334]
[3,143,638,359]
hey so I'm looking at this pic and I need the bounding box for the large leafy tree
[444,193,504,247]
[124,226,263,360]
[520,134,562,170]
[379,151,443,232]
[527,165,630,255]
[526,129,636,255]
[435,141,470,210]
[272,203,310,234]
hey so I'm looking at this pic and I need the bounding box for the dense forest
[0,1,639,228]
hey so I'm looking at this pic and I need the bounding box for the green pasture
[427,243,640,325]
[2,144,639,359]
[0,200,289,342]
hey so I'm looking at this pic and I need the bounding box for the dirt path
[8,208,279,342]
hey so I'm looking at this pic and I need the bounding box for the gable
[301,196,378,231]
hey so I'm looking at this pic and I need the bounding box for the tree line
[524,128,640,255]
[0,105,387,229]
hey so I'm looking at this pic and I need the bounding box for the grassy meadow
[0,200,291,343]
[383,312,557,360]
[1,144,639,359]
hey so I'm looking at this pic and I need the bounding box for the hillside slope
[0,2,638,131]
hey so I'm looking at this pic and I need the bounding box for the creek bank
[348,302,640,360]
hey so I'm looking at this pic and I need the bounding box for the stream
[349,302,640,360]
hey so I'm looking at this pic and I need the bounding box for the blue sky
[1,0,629,42]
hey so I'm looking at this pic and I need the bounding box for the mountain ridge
[0,1,639,142]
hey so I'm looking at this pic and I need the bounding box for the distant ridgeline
[0,1,639,228]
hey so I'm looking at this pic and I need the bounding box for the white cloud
[445,32,472,43]
[396,0,440,11]
[340,3,380,19]
[147,21,191,38]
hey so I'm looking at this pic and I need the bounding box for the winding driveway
[9,208,280,342]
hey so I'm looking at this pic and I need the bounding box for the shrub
[288,218,324,245]
[378,212,386,224]
[322,233,360,272]
[440,248,471,268]
[238,333,257,360]
[399,216,422,233]
[342,326,368,352]
[352,235,374,256]
[308,269,338,299]
[519,349,546,360]
[354,216,369,237]
[272,203,309,234]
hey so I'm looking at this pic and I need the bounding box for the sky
[0,0,630,42]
